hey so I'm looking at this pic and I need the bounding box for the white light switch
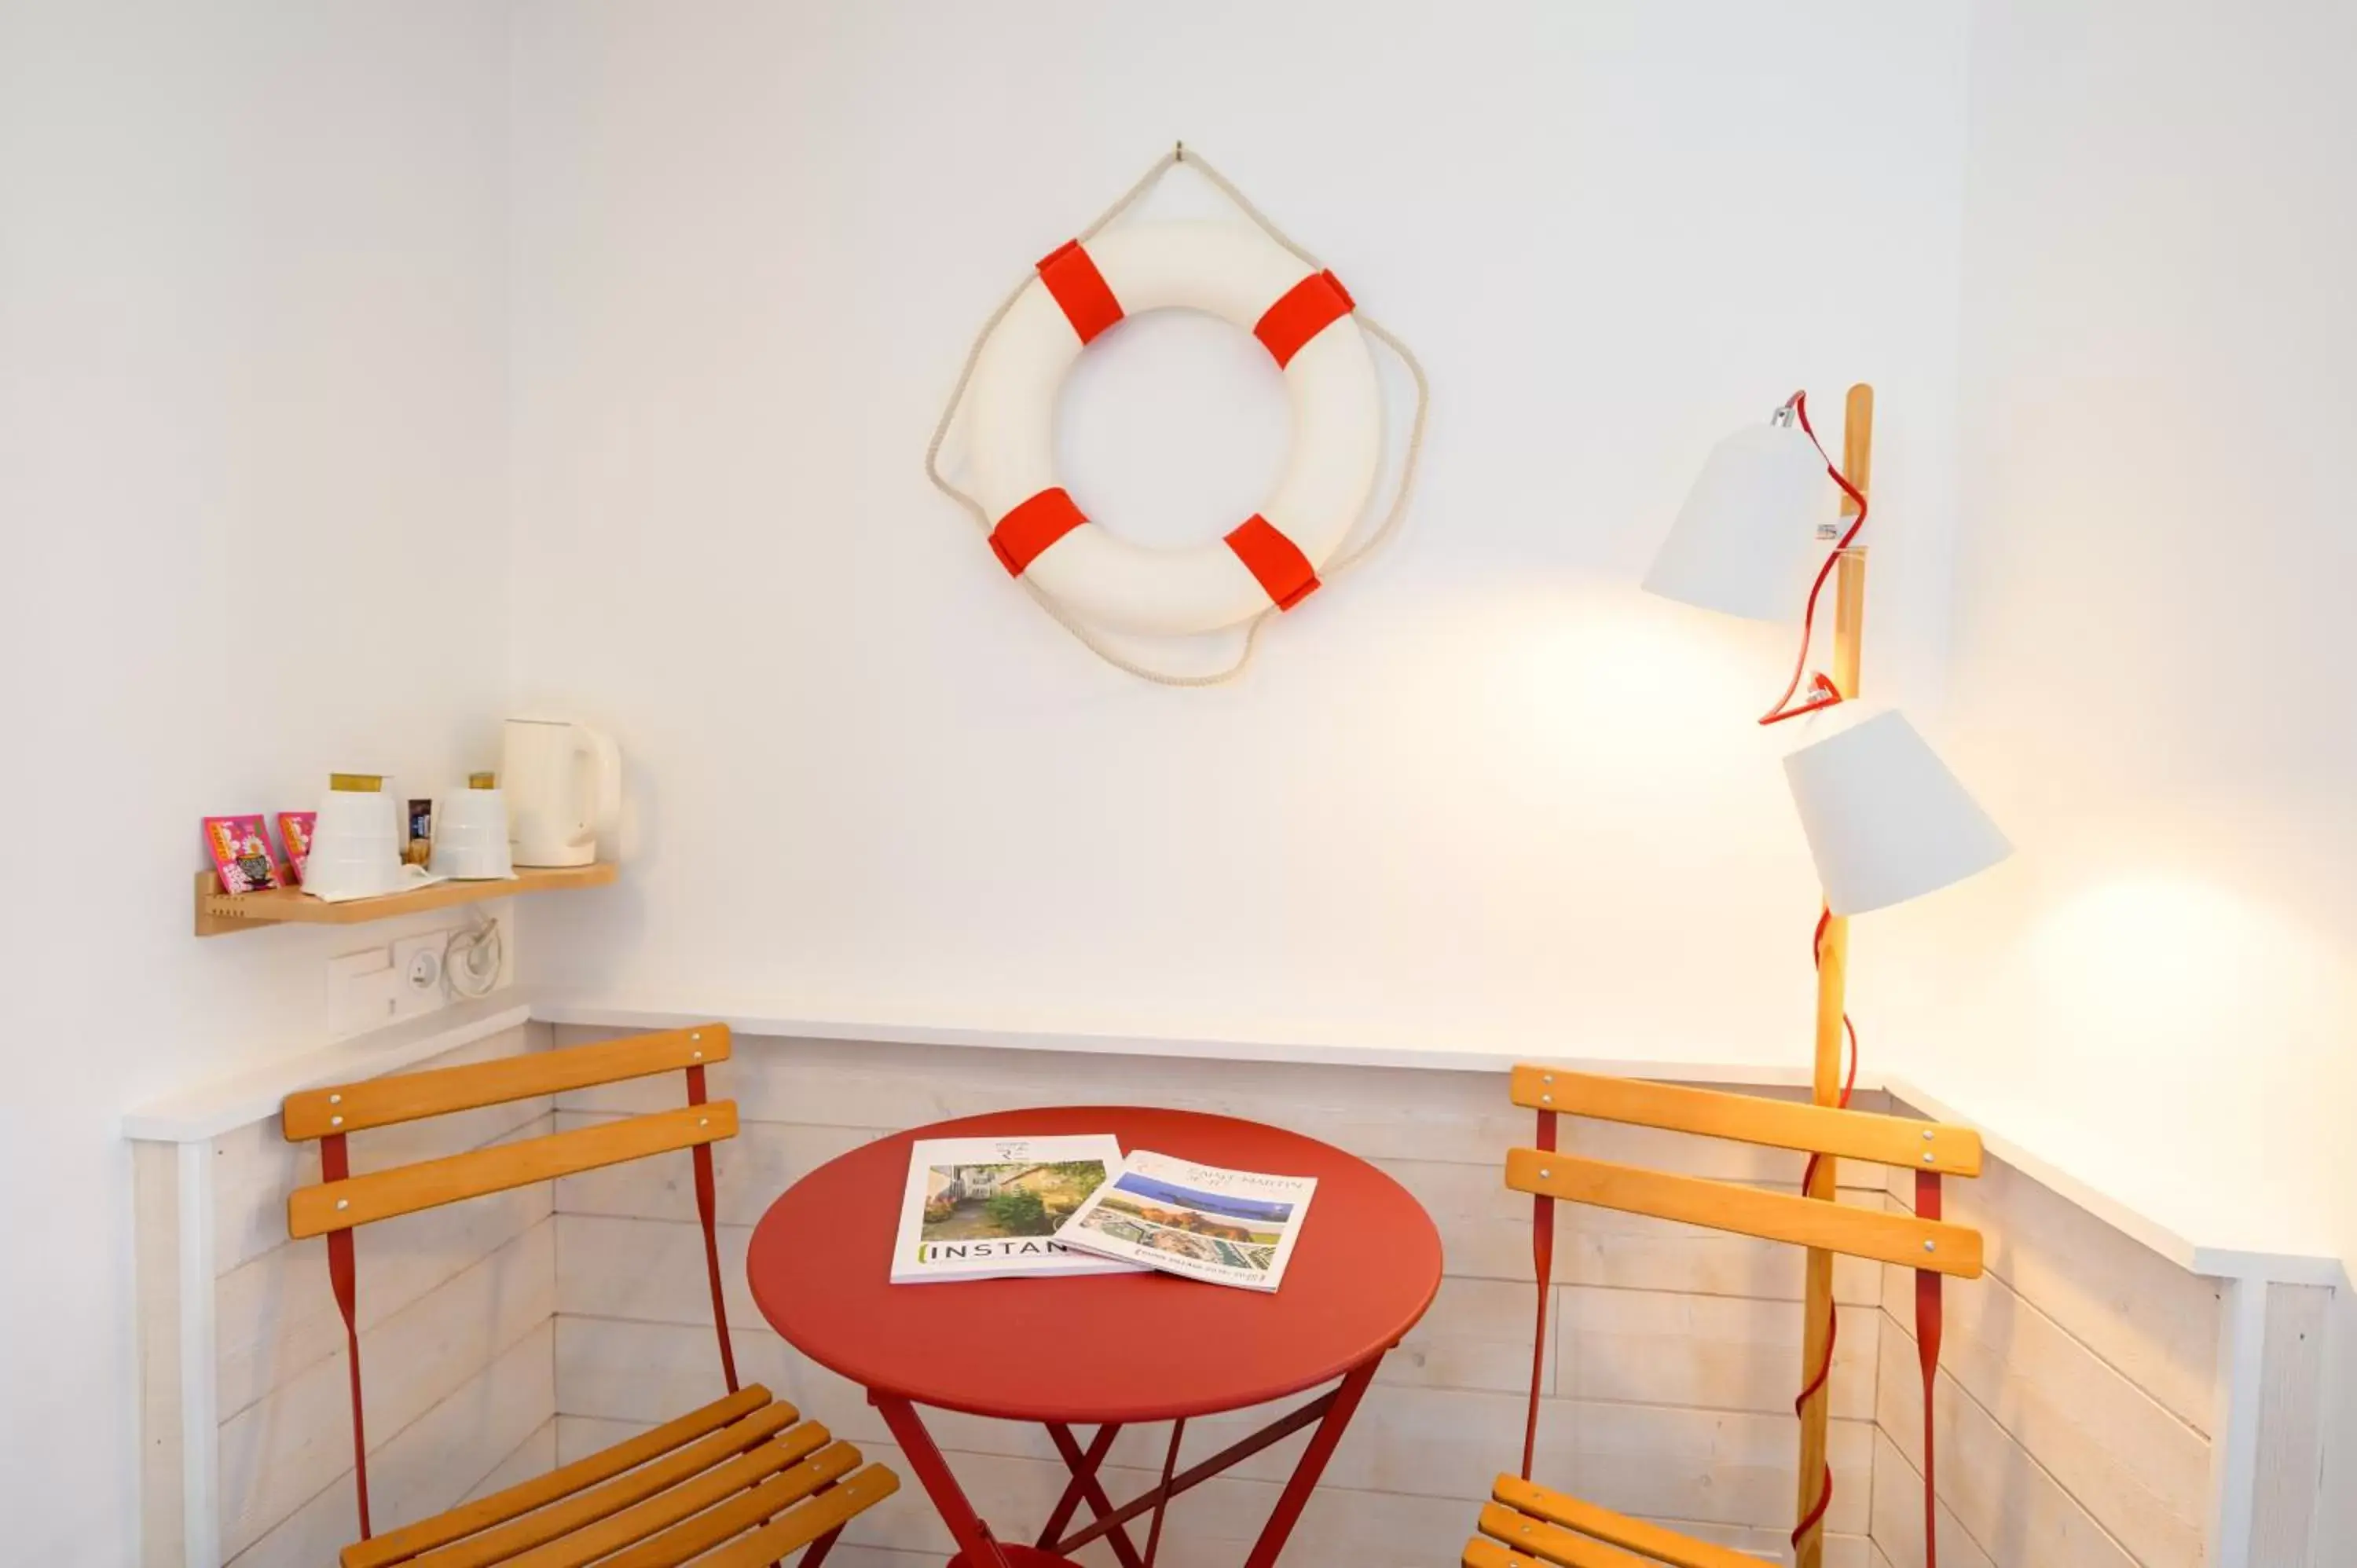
[326,947,398,1039]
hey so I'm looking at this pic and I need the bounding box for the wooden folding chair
[1462,1065,1984,1568]
[283,1023,899,1568]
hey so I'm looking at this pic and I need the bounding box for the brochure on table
[1054,1149,1317,1292]
[890,1134,1146,1284]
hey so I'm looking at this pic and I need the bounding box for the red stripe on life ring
[990,487,1089,577]
[1225,515,1321,610]
[1254,270,1355,368]
[1036,239,1125,345]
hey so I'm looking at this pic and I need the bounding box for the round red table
[747,1106,1443,1568]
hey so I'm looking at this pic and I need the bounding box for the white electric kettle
[501,718,621,867]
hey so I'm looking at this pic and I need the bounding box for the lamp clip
[1761,672,1846,726]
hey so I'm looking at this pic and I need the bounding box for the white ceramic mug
[429,779,515,881]
[304,782,405,901]
[502,719,620,867]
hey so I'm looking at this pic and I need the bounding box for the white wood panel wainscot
[125,998,2341,1567]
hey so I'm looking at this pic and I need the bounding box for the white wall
[507,0,1974,1065]
[1860,0,2357,1534]
[1866,0,2357,1294]
[0,5,512,1561]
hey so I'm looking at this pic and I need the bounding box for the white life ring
[966,220,1383,637]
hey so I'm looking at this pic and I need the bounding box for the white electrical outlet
[326,947,398,1039]
[389,929,452,1022]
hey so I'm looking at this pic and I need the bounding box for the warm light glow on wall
[1485,583,1806,771]
[2023,875,2347,1048]
[1996,871,2357,1252]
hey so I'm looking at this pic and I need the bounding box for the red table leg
[1040,1424,1145,1568]
[1046,1394,1332,1559]
[879,1354,1385,1568]
[1241,1359,1379,1568]
[1040,1358,1385,1568]
[873,1392,1017,1568]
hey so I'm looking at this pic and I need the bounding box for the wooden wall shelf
[194,862,617,937]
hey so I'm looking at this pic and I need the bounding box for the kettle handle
[566,725,621,852]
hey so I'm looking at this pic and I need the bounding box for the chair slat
[593,1442,867,1568]
[343,1386,776,1568]
[291,1102,738,1237]
[1475,1502,1654,1568]
[1464,1539,1548,1568]
[1505,1149,1982,1277]
[1508,1064,1981,1176]
[1491,1478,1759,1568]
[286,1024,731,1140]
[690,1464,902,1568]
[480,1429,845,1568]
[401,1408,814,1568]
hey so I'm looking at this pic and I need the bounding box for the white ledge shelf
[123,994,534,1142]
[533,995,1825,1083]
[533,994,2346,1288]
[119,988,2344,1290]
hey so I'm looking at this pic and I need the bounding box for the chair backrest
[1497,1061,1988,1495]
[284,1022,740,1542]
[286,1024,737,1236]
[1501,1064,1985,1277]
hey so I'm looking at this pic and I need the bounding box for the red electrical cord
[1790,909,1858,1553]
[1758,392,1871,728]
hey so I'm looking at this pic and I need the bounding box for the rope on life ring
[925,143,1431,687]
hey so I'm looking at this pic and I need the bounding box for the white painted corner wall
[12,1,2355,1562]
[1859,0,2357,1530]
[1,5,511,1565]
[503,5,2357,1528]
[1868,0,2357,1295]
[501,0,1975,1064]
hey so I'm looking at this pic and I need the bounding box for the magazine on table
[889,1134,1147,1284]
[1052,1150,1316,1292]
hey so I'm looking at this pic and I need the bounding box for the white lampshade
[1643,422,1829,622]
[1783,706,2011,916]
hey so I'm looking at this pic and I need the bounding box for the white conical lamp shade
[1783,706,2011,916]
[1643,423,1829,622]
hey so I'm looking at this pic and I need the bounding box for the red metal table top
[746,1106,1443,1425]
